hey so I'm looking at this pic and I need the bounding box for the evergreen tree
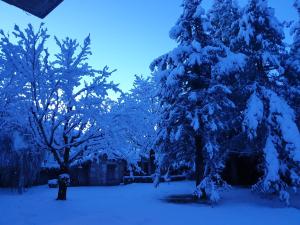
[289,0,300,74]
[151,0,244,202]
[208,0,248,155]
[287,0,300,125]
[208,0,240,48]
[233,0,300,204]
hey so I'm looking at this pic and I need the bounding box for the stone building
[71,154,126,186]
[39,153,126,187]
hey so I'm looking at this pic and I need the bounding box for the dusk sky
[0,0,297,91]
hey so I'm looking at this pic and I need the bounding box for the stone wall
[89,160,124,186]
[36,159,125,187]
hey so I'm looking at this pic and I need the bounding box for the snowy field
[0,181,299,225]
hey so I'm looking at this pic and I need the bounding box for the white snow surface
[213,51,247,77]
[0,181,299,225]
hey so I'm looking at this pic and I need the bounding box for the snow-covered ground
[0,181,299,225]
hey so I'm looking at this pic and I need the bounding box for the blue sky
[0,0,297,92]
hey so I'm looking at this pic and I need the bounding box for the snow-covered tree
[0,26,44,193]
[151,0,243,202]
[0,24,119,200]
[286,0,300,125]
[208,0,240,48]
[106,75,158,174]
[289,0,300,74]
[233,0,300,204]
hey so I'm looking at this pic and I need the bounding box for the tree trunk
[56,165,70,201]
[195,135,204,187]
[195,134,207,199]
[18,154,24,194]
[57,181,67,200]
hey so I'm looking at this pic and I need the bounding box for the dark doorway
[222,154,262,186]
